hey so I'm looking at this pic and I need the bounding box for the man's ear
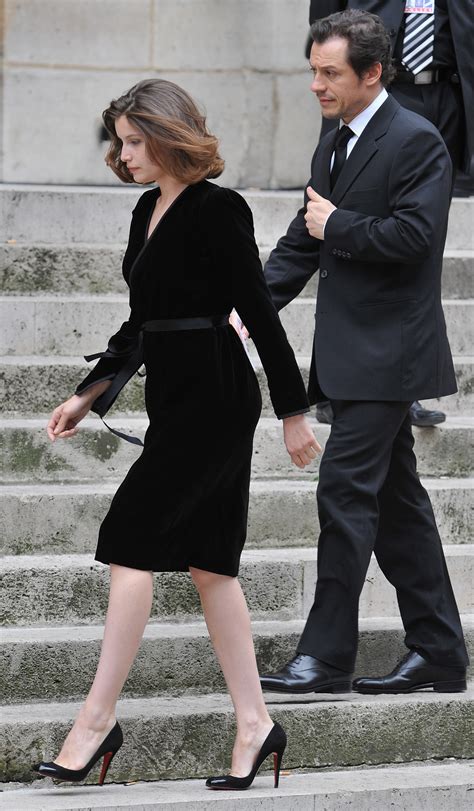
[364,61,383,87]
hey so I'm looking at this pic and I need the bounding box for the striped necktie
[402,10,435,75]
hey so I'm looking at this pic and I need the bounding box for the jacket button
[331,248,337,255]
[390,28,396,36]
[347,252,352,259]
[321,269,328,278]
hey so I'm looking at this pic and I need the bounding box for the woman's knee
[189,566,233,592]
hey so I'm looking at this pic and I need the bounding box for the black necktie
[330,125,354,190]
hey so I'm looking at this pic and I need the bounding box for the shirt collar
[342,88,388,138]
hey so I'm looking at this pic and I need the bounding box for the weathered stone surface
[1,295,472,358]
[1,546,471,627]
[2,354,473,416]
[3,69,141,186]
[5,0,152,67]
[3,1,315,187]
[1,244,472,297]
[0,478,472,557]
[272,72,320,188]
[1,357,148,414]
[0,298,35,354]
[0,551,306,626]
[3,188,471,250]
[0,690,472,782]
[151,0,310,73]
[1,617,472,704]
[2,762,474,810]
[1,68,299,188]
[0,243,127,294]
[1,417,473,482]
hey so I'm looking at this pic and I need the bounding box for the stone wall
[2,0,321,187]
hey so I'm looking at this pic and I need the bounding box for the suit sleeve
[324,127,452,263]
[203,188,310,419]
[264,147,321,311]
[264,189,321,311]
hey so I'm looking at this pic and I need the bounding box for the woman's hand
[229,309,249,340]
[47,380,112,441]
[46,393,94,442]
[283,414,322,469]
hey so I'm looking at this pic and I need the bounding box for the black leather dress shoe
[409,401,445,427]
[353,650,467,694]
[260,654,352,694]
[315,401,333,425]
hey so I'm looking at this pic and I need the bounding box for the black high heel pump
[32,721,123,785]
[206,722,287,790]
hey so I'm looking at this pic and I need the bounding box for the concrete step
[1,478,471,557]
[2,355,474,416]
[1,416,473,483]
[2,761,473,810]
[2,185,472,250]
[1,241,472,299]
[1,546,472,627]
[1,616,472,704]
[1,295,473,357]
[1,689,472,783]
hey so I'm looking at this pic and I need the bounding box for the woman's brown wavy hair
[102,79,225,184]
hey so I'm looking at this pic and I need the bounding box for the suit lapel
[330,138,378,204]
[330,95,399,205]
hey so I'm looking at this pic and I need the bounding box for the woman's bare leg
[190,567,273,777]
[54,564,154,769]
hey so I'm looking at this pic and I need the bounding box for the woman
[34,79,319,790]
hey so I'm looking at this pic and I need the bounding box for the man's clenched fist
[304,186,336,240]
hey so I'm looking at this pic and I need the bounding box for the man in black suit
[309,0,473,191]
[308,0,473,428]
[259,9,468,695]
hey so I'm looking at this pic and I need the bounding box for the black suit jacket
[264,94,457,403]
[308,0,474,177]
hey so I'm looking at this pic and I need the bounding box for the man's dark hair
[310,9,396,87]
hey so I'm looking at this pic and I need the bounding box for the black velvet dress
[76,180,309,576]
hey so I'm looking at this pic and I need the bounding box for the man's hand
[283,414,322,469]
[304,186,336,240]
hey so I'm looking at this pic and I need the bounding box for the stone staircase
[0,186,473,808]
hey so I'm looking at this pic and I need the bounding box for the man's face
[309,37,378,122]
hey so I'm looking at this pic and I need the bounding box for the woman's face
[115,115,161,183]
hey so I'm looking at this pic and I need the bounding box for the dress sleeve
[74,314,142,415]
[204,187,310,419]
[74,202,144,416]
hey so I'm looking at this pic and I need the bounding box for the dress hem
[94,554,239,578]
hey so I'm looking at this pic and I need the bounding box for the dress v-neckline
[144,184,190,244]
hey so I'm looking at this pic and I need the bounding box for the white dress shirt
[330,88,389,170]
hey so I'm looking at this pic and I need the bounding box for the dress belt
[85,314,230,446]
[143,314,230,332]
